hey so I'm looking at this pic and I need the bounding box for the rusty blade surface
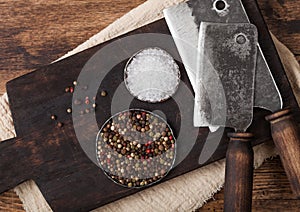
[194,22,258,131]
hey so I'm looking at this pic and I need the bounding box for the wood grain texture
[0,0,147,95]
[0,190,24,212]
[224,133,254,212]
[266,109,300,197]
[0,0,299,211]
[257,0,300,55]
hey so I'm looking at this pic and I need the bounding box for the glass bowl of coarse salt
[124,47,181,103]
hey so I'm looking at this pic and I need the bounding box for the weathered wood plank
[0,190,24,212]
[0,0,147,95]
[258,0,300,54]
[0,0,299,96]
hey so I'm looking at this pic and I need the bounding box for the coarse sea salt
[124,47,180,103]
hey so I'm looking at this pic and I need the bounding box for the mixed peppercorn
[96,109,176,188]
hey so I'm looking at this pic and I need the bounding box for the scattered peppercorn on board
[0,1,299,211]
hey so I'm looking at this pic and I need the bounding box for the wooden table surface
[0,0,299,211]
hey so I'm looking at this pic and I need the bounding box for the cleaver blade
[195,22,258,132]
[163,0,282,116]
[196,22,258,212]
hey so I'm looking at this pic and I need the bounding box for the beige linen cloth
[1,0,299,211]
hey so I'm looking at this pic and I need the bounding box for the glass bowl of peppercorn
[96,109,176,188]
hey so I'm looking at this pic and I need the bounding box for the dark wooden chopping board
[0,0,299,211]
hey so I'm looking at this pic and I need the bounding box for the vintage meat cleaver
[164,0,300,211]
[163,0,284,164]
[198,21,258,211]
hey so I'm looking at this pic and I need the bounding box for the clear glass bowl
[124,47,180,103]
[96,109,176,188]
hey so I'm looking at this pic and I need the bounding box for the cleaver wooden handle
[224,132,254,212]
[266,108,300,198]
[0,137,32,194]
